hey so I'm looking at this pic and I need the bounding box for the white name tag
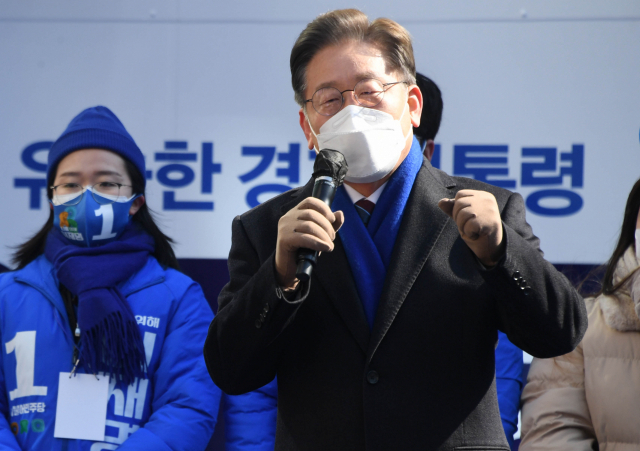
[54,372,109,441]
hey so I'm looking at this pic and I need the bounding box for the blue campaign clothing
[52,190,139,248]
[0,254,220,451]
[44,225,154,385]
[46,106,146,187]
[495,331,524,449]
[224,377,277,451]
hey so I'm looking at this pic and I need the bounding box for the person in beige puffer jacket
[519,178,640,451]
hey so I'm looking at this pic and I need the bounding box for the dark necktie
[355,199,375,226]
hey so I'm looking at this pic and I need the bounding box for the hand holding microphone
[274,150,348,289]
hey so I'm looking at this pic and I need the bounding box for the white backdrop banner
[1,1,639,267]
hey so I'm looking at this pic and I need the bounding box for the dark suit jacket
[204,158,587,451]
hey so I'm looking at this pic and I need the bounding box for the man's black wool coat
[204,157,587,451]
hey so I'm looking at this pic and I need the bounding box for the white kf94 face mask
[308,104,411,184]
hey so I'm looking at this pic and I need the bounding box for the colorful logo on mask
[57,207,84,242]
[52,191,138,247]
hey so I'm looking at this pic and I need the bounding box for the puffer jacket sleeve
[519,337,596,450]
[0,388,21,450]
[224,377,277,451]
[118,276,222,451]
[0,276,22,450]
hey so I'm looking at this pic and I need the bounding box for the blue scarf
[44,223,154,385]
[332,138,424,328]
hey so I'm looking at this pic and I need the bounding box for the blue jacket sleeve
[0,275,23,451]
[495,331,524,449]
[0,352,21,449]
[118,280,222,451]
[224,377,277,451]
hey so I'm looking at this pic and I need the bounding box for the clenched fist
[438,190,505,267]
[275,197,344,289]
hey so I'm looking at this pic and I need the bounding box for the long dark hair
[12,157,179,271]
[599,177,640,295]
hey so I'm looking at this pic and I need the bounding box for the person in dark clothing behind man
[413,72,443,162]
[205,9,587,451]
[414,71,524,448]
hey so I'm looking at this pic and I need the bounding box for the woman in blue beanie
[0,106,220,450]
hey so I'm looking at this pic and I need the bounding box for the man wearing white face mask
[306,100,412,184]
[205,9,587,451]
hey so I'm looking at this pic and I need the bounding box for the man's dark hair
[12,158,179,271]
[413,72,443,147]
[290,9,416,108]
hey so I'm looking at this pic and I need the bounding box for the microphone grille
[312,149,348,186]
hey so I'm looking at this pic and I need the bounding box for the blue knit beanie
[47,106,145,187]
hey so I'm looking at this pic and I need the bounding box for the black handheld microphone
[295,149,348,282]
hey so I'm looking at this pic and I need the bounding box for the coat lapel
[315,236,371,354]
[280,179,371,355]
[368,160,456,360]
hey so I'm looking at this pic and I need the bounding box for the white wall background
[2,1,639,267]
